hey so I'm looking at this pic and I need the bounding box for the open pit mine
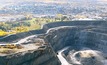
[0,20,107,65]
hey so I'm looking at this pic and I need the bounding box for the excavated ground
[0,20,107,65]
[44,20,107,65]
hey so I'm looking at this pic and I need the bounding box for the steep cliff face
[0,47,61,65]
[44,21,107,53]
[44,21,107,65]
[0,37,61,65]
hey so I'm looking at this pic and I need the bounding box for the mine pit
[44,21,107,65]
[0,21,107,65]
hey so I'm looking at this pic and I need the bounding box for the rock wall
[0,45,61,65]
[42,20,107,31]
[45,24,107,55]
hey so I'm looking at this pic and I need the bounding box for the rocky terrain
[0,20,107,65]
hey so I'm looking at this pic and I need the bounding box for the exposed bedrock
[44,24,107,65]
[0,20,107,65]
[45,26,107,53]
[0,44,60,65]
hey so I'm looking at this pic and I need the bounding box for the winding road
[15,35,36,44]
[57,47,71,65]
[0,35,36,45]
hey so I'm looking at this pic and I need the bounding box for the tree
[0,30,7,36]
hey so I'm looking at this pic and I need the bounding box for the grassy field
[0,17,62,36]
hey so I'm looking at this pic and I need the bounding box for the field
[0,15,67,36]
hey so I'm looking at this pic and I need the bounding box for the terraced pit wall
[1,20,107,42]
[0,20,107,65]
[44,21,107,55]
